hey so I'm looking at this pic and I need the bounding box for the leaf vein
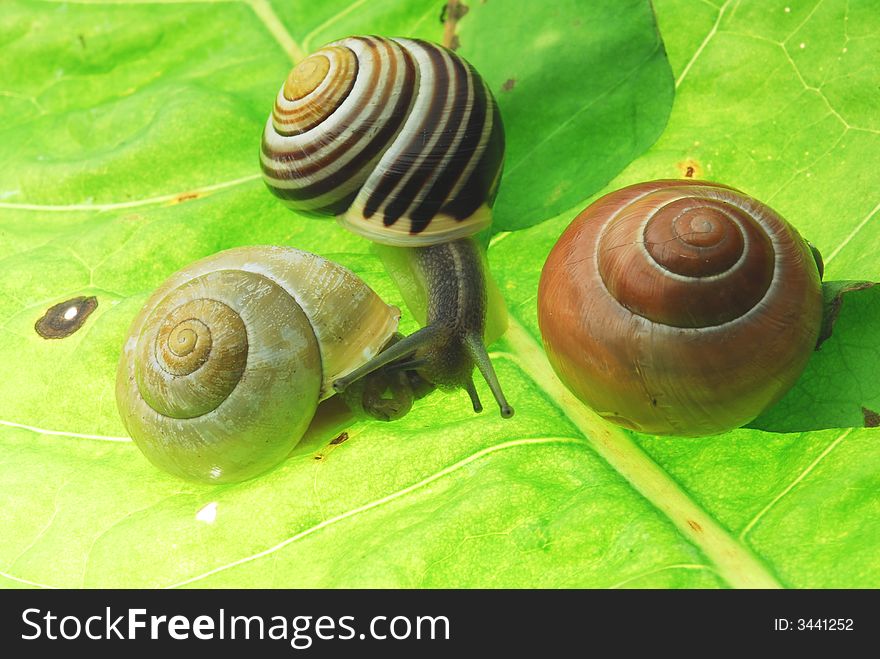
[825,198,880,265]
[0,419,131,442]
[302,0,370,53]
[0,174,260,212]
[675,0,734,88]
[163,436,583,588]
[607,563,714,589]
[739,429,852,540]
[246,0,305,63]
[0,570,57,589]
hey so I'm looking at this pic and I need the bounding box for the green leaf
[816,280,877,349]
[1,0,877,590]
[750,282,880,432]
[490,0,880,588]
[458,0,675,231]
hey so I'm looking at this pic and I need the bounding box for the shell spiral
[538,180,824,436]
[260,36,505,247]
[116,246,400,483]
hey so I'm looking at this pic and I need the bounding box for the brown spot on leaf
[330,431,349,446]
[451,1,470,20]
[35,296,98,339]
[501,78,516,92]
[314,454,323,461]
[171,191,201,205]
[862,407,880,428]
[687,519,703,533]
[677,159,702,179]
[439,1,468,23]
[442,0,469,50]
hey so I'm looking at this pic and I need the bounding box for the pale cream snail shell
[116,245,399,483]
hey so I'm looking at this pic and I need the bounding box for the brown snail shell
[538,179,824,436]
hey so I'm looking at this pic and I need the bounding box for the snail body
[116,246,400,483]
[262,36,513,417]
[333,238,512,417]
[538,180,824,436]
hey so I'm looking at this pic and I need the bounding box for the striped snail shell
[260,36,514,418]
[115,246,399,483]
[260,36,504,247]
[538,180,824,436]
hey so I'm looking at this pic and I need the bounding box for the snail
[115,245,405,483]
[261,36,513,418]
[537,179,824,437]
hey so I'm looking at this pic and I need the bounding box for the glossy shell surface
[261,36,505,246]
[538,180,824,436]
[116,246,400,482]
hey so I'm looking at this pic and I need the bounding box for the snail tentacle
[332,325,441,394]
[334,239,514,418]
[464,330,513,418]
[463,377,483,414]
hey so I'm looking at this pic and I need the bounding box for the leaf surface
[1,0,877,589]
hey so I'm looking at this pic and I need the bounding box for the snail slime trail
[262,36,513,418]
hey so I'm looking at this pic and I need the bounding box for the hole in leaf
[35,296,98,339]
